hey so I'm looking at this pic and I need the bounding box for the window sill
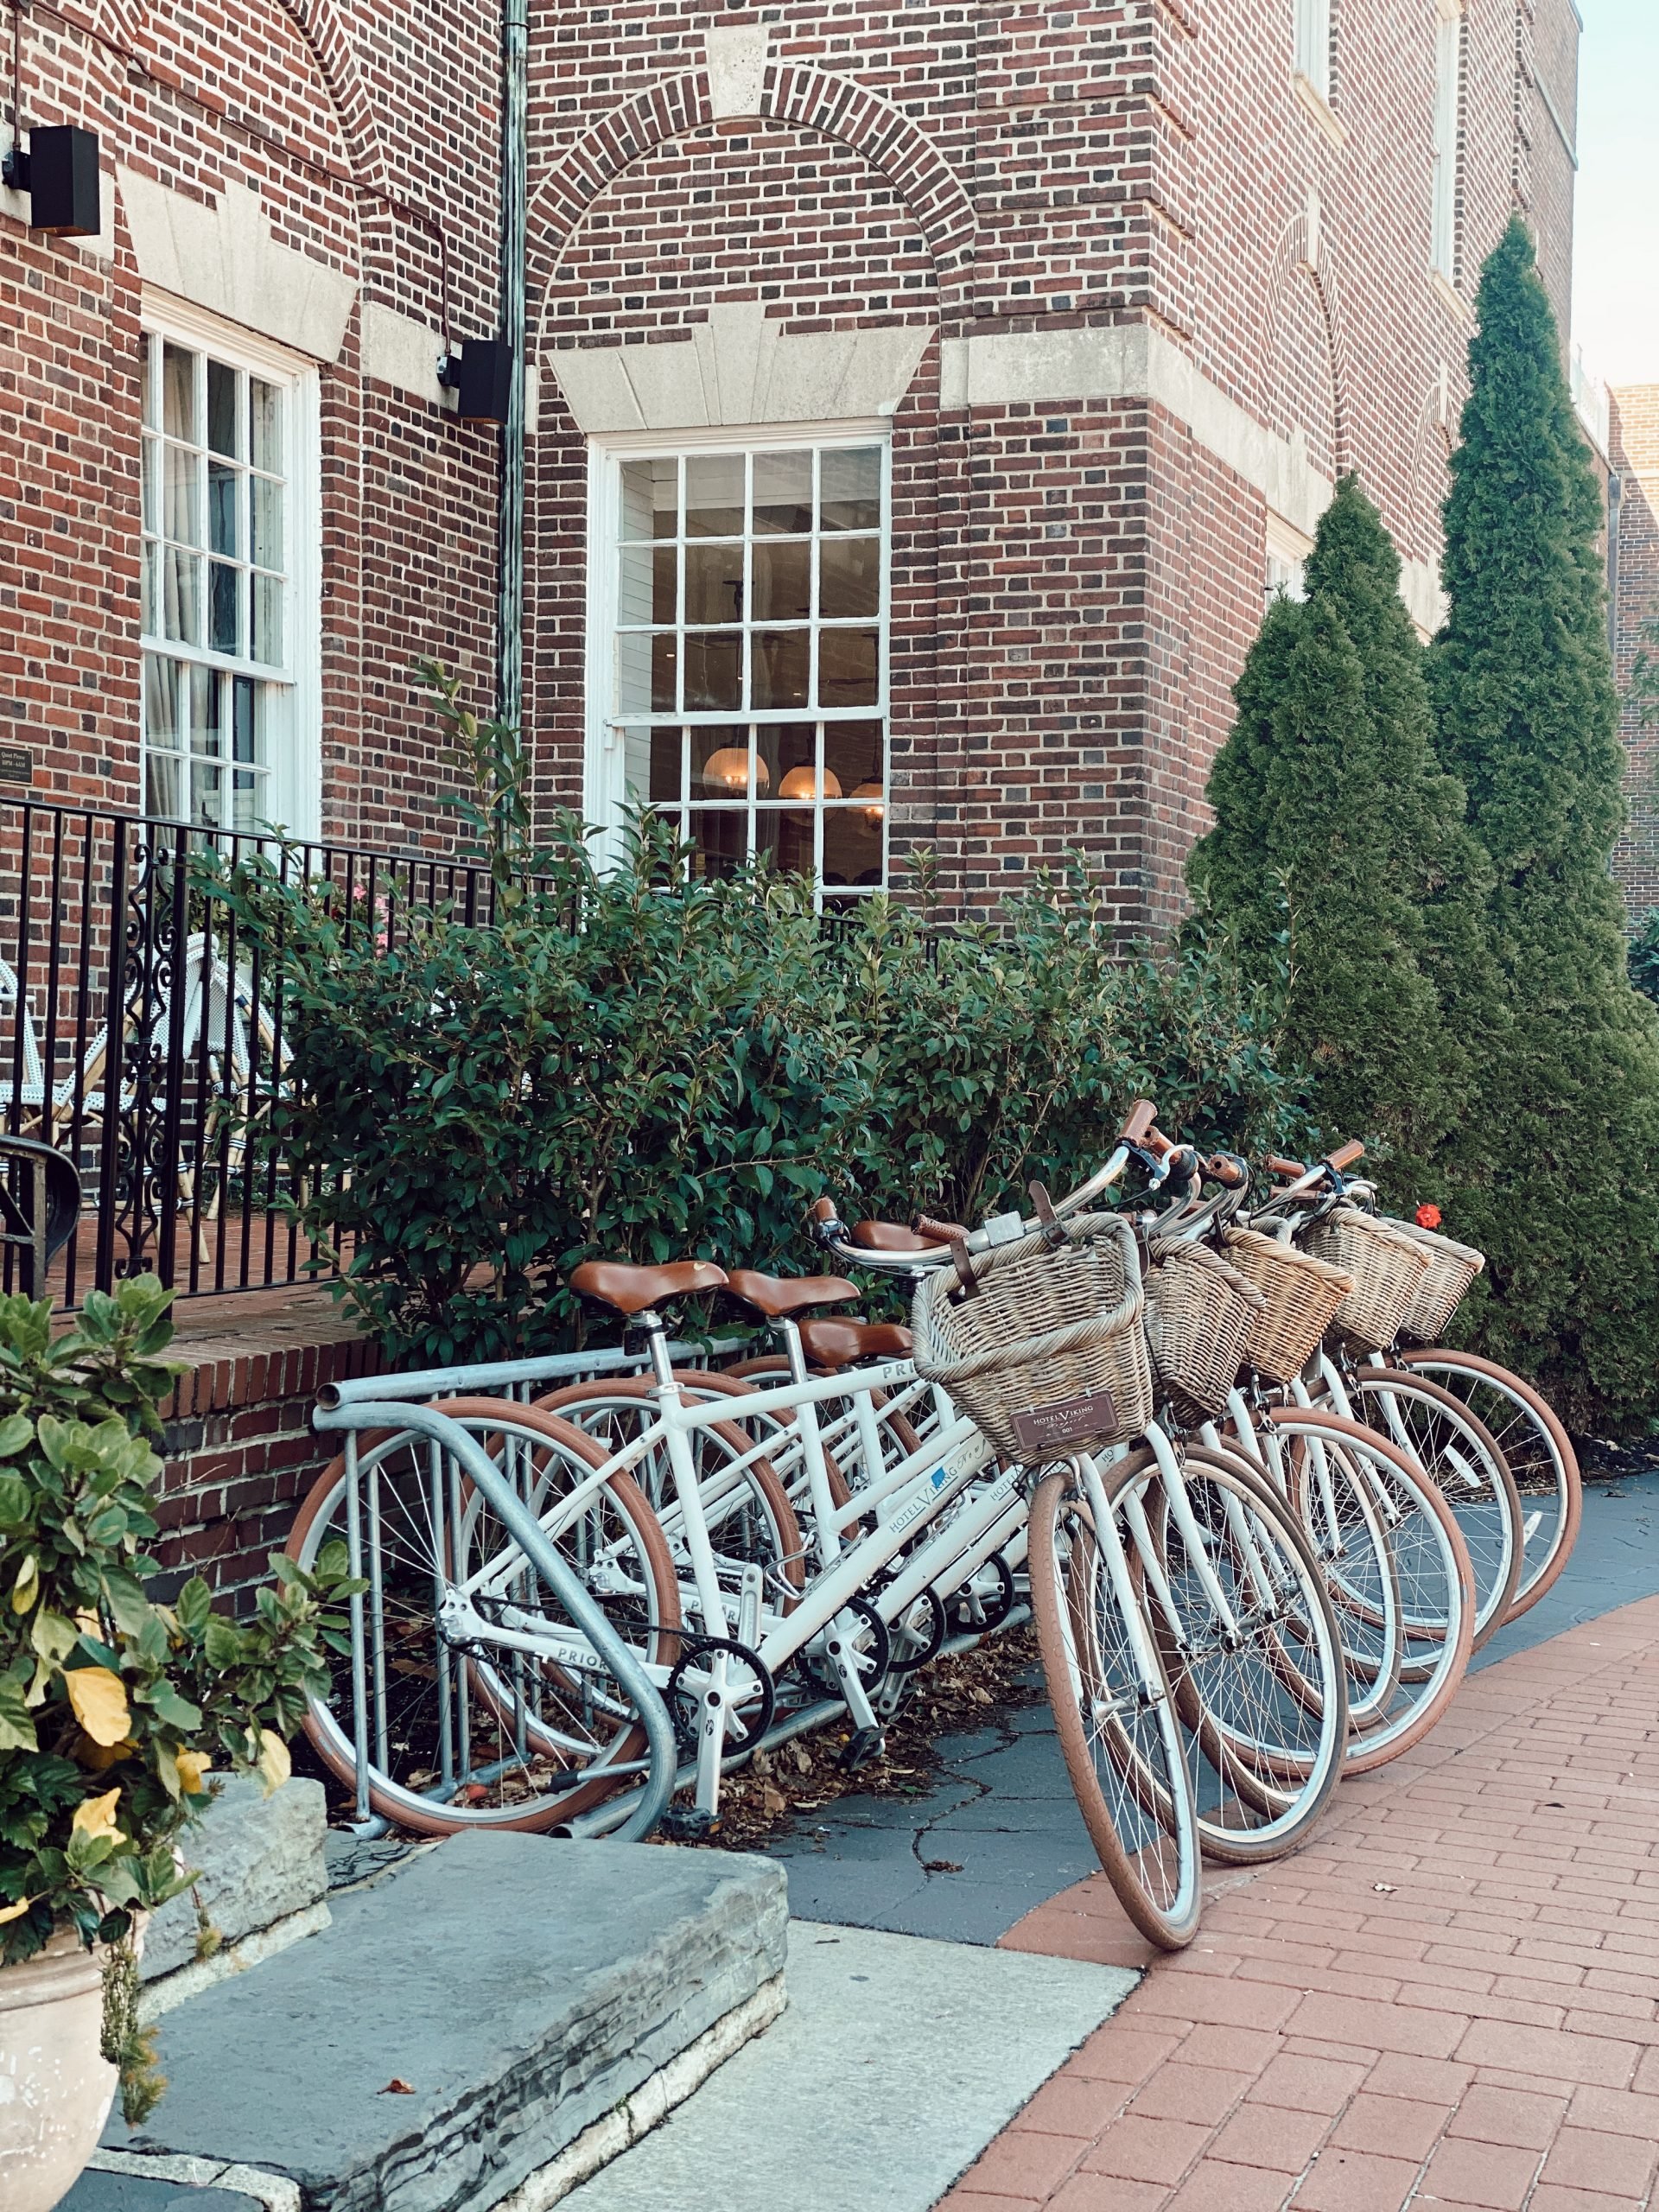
[1291,73,1349,150]
[1428,267,1472,324]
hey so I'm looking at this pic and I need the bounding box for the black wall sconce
[3,125,102,237]
[438,338,514,424]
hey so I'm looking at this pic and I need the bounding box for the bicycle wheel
[1268,1408,1475,1773]
[1312,1369,1521,1649]
[534,1377,807,1618]
[1211,1413,1404,1749]
[1393,1349,1581,1618]
[1138,1444,1349,1865]
[286,1403,680,1834]
[1029,1454,1202,1948]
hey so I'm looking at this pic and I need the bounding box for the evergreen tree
[1187,482,1467,1195]
[1430,216,1659,1430]
[1300,480,1497,1095]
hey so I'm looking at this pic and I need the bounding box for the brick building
[3,0,1582,934]
[1611,385,1659,923]
[0,0,1586,1592]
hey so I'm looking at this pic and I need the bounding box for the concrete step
[564,1919,1138,2212]
[96,1832,786,2212]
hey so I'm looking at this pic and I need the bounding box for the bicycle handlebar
[914,1213,969,1243]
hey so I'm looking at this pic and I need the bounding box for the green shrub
[1629,910,1659,1004]
[1429,218,1659,1432]
[200,823,1306,1366]
[0,1278,359,2120]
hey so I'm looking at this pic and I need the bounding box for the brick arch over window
[526,60,973,334]
[1258,207,1352,480]
[272,0,385,184]
[127,0,384,186]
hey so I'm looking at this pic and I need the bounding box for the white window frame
[138,293,322,840]
[1265,512,1313,608]
[1294,0,1333,103]
[584,420,892,906]
[1431,1,1464,282]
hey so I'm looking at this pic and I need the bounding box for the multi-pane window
[140,328,301,831]
[601,438,889,903]
[1294,0,1332,100]
[1431,4,1464,279]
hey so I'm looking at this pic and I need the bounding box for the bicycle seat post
[634,1306,678,1391]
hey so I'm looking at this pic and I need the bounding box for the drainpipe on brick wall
[498,0,528,728]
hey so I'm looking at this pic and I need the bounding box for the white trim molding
[119,171,357,363]
[941,321,1332,539]
[546,304,935,435]
[360,301,448,405]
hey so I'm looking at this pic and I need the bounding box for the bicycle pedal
[839,1726,886,1773]
[656,1804,718,1842]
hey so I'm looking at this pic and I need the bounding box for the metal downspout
[498,0,528,726]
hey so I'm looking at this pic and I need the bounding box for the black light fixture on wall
[438,338,514,424]
[3,124,102,237]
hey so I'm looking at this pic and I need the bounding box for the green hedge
[202,824,1306,1366]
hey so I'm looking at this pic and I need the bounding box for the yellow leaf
[0,1895,32,1925]
[73,1609,101,1636]
[72,1787,125,1843]
[64,1667,131,1748]
[79,1734,137,1772]
[175,1749,210,1796]
[255,1729,290,1798]
[10,1554,37,1614]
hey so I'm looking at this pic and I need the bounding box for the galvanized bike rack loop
[313,1345,681,1844]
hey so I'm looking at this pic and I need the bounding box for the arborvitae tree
[1187,483,1468,1196]
[1430,217,1659,1431]
[1300,480,1497,1099]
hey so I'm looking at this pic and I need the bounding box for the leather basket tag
[1010,1389,1120,1455]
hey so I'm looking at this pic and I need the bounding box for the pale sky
[1572,0,1659,389]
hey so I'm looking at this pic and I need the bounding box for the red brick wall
[155,1324,384,1602]
[0,0,503,850]
[1611,387,1659,922]
[521,0,1580,925]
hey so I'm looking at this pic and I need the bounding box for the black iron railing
[0,801,499,1312]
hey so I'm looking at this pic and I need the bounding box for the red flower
[1415,1203,1442,1230]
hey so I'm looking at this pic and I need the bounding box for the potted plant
[0,1277,359,2212]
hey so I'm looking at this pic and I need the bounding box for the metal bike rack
[313,1344,685,1843]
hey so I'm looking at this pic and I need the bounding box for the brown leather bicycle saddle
[724,1269,859,1319]
[797,1318,914,1370]
[568,1258,728,1314]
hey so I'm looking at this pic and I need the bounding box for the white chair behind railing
[0,938,288,1260]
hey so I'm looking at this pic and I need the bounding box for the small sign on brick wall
[0,745,34,784]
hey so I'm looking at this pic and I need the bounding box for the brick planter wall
[152,1294,383,1602]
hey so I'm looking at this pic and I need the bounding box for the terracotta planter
[0,1926,122,2212]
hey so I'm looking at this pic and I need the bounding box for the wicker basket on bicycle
[911,1213,1153,1465]
[1385,1218,1485,1342]
[1142,1240,1265,1419]
[1301,1206,1433,1351]
[1222,1227,1354,1383]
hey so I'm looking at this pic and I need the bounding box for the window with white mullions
[1295,0,1332,101]
[601,437,889,903]
[1431,2,1465,281]
[139,323,314,835]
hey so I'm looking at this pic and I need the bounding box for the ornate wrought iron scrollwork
[105,824,189,1284]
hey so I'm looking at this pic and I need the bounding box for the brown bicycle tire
[286,1402,681,1836]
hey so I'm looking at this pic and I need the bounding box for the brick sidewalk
[942,1593,1659,2212]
